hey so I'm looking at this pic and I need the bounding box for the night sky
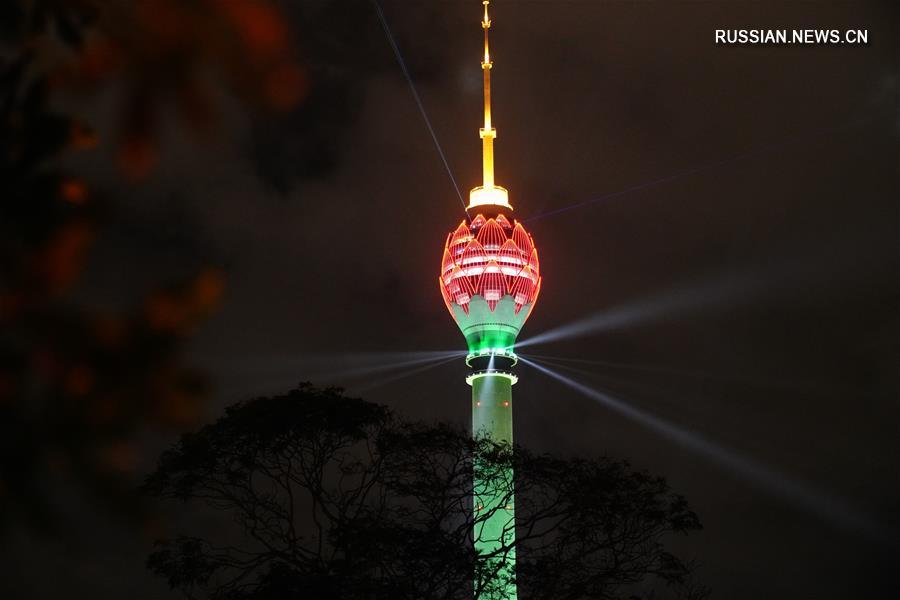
[19,0,898,598]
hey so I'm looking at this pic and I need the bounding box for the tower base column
[469,358,517,600]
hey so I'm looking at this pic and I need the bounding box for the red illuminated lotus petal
[498,239,524,292]
[515,296,532,317]
[527,248,540,277]
[439,277,454,316]
[460,239,487,278]
[470,214,487,229]
[448,265,474,314]
[531,277,542,305]
[449,221,472,255]
[448,264,474,295]
[512,222,533,257]
[495,214,512,229]
[513,274,542,315]
[480,260,505,311]
[511,268,535,309]
[476,218,506,251]
[441,248,455,277]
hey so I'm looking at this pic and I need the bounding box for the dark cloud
[244,0,460,194]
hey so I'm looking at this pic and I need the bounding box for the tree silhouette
[145,384,709,599]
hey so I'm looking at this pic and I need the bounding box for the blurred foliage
[245,0,386,193]
[0,0,304,530]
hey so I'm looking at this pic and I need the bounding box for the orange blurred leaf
[70,122,99,150]
[265,63,308,109]
[190,269,225,312]
[118,136,158,180]
[64,366,94,397]
[60,178,89,205]
[39,221,95,292]
[218,1,288,60]
[145,293,189,333]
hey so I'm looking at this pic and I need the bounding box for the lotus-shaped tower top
[439,213,541,353]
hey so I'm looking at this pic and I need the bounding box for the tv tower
[438,2,541,597]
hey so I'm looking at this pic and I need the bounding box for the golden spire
[468,0,511,212]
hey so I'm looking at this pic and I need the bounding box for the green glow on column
[451,297,531,355]
[472,373,517,600]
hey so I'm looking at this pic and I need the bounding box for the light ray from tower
[371,0,467,213]
[353,354,462,392]
[214,351,463,397]
[525,352,835,395]
[519,356,893,545]
[526,353,708,379]
[516,271,752,349]
[516,241,885,350]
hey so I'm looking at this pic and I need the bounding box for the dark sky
[33,0,899,598]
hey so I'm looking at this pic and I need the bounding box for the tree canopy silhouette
[145,384,709,600]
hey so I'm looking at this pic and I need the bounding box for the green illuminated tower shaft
[437,3,542,599]
[470,365,517,599]
[451,298,531,600]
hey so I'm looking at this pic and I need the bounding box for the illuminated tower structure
[438,2,541,598]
